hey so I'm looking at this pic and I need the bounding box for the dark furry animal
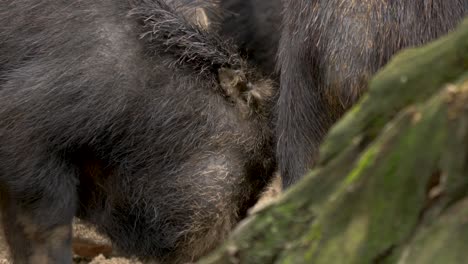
[0,0,276,263]
[277,0,468,188]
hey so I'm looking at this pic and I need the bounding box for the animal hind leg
[0,156,78,264]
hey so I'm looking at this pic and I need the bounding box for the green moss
[345,144,379,185]
[396,198,468,264]
[322,18,468,165]
[303,222,322,261]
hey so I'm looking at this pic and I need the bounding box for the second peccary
[277,0,468,188]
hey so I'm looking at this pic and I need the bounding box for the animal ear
[193,8,210,30]
[218,68,247,98]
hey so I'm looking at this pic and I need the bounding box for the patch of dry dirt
[0,219,140,264]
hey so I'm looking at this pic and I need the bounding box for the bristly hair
[129,0,243,74]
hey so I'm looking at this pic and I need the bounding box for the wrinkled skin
[0,0,276,263]
[277,0,468,188]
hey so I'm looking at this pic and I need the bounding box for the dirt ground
[0,218,140,264]
[0,175,281,263]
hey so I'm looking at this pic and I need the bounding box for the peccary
[0,0,276,263]
[277,0,468,188]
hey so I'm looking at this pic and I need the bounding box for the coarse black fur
[277,0,468,188]
[0,0,276,263]
[218,0,282,77]
[168,0,283,78]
